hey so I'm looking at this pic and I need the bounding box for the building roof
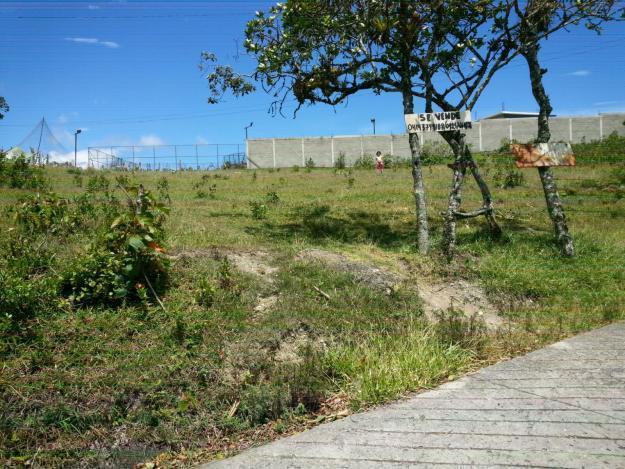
[482,111,541,120]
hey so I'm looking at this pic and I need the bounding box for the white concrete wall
[247,113,625,168]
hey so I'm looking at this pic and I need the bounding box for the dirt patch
[418,280,502,328]
[171,248,278,282]
[254,295,278,313]
[226,251,279,280]
[297,248,502,329]
[170,248,279,313]
[297,249,402,293]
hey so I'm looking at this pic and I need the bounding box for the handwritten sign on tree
[405,111,472,133]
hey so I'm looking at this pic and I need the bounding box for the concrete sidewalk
[205,322,625,468]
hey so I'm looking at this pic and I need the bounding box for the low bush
[334,152,346,170]
[62,185,169,306]
[0,152,48,190]
[420,141,453,166]
[353,154,374,169]
[573,132,625,164]
[249,200,268,219]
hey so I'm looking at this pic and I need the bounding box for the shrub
[86,174,110,193]
[249,200,268,219]
[420,141,453,165]
[265,191,279,204]
[0,271,58,327]
[0,153,48,190]
[157,177,172,204]
[62,185,169,306]
[353,154,374,169]
[195,278,216,307]
[573,132,625,164]
[13,192,73,235]
[494,166,525,189]
[305,157,316,169]
[334,152,346,170]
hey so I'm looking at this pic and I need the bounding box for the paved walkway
[206,322,625,468]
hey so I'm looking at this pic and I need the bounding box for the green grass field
[1,145,624,467]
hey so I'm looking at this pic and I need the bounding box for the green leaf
[128,236,145,252]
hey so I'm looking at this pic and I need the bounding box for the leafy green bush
[420,141,453,166]
[0,152,48,189]
[494,166,525,189]
[86,174,110,193]
[249,200,268,219]
[13,192,73,235]
[305,157,316,169]
[334,152,346,170]
[353,154,374,169]
[62,185,169,306]
[573,132,625,164]
[195,278,217,307]
[157,176,172,204]
[265,191,279,204]
[0,271,58,328]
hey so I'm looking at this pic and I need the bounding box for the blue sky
[1,0,624,161]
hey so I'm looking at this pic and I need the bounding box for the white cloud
[593,99,625,107]
[87,4,100,9]
[65,37,120,49]
[195,136,209,144]
[568,70,590,77]
[57,114,68,124]
[139,134,165,146]
[48,149,90,168]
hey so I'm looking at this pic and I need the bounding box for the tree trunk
[441,131,501,258]
[403,92,429,254]
[523,43,574,257]
[466,150,502,237]
[442,155,466,259]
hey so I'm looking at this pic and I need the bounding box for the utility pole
[371,118,376,135]
[74,129,82,167]
[244,121,254,140]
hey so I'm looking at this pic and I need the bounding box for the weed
[157,176,172,204]
[265,191,280,204]
[353,154,374,169]
[334,152,346,170]
[86,174,110,193]
[62,185,169,306]
[494,166,525,189]
[249,200,268,219]
[196,278,217,307]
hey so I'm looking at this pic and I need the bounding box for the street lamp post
[371,118,376,135]
[74,129,82,167]
[244,122,254,140]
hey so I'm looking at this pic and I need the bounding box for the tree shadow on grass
[246,203,418,249]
